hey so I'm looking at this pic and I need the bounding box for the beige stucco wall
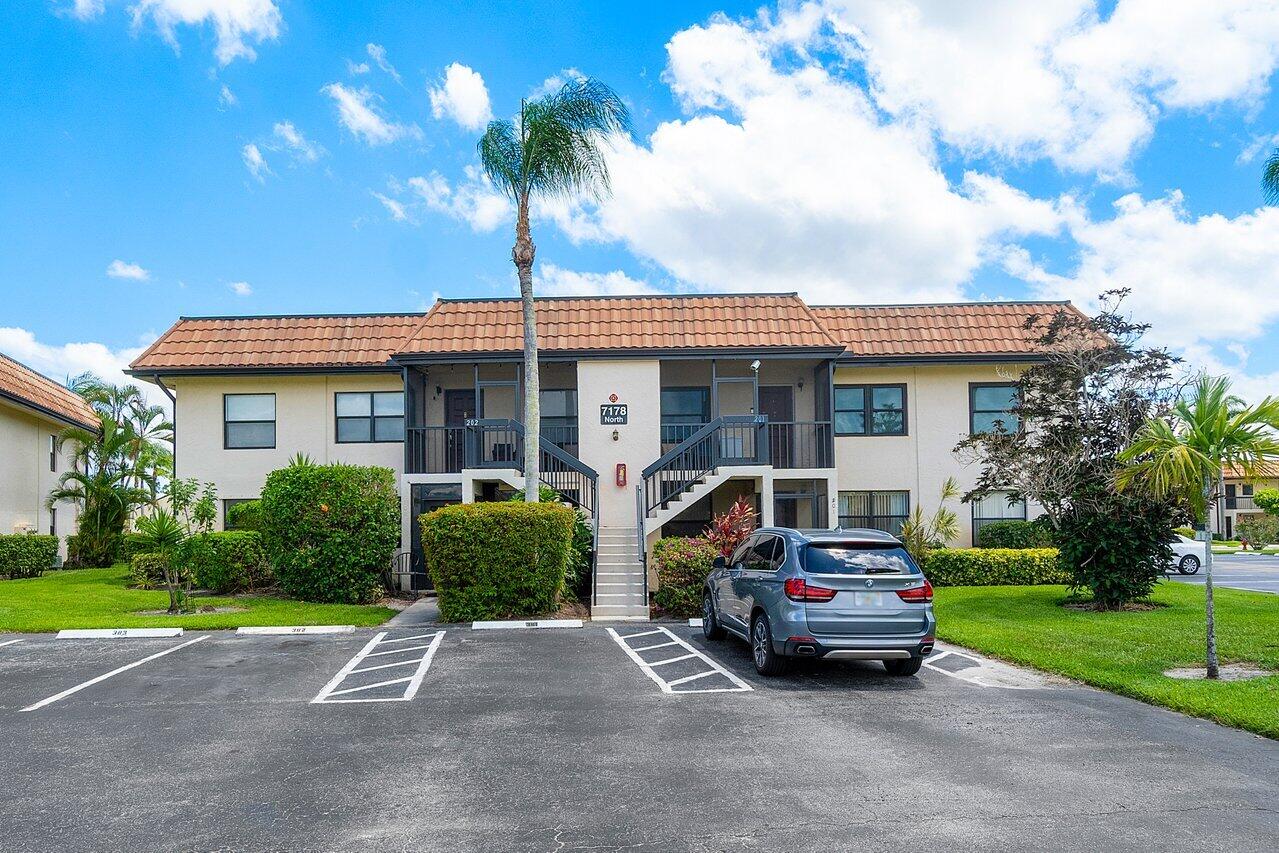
[833,362,1030,546]
[0,398,81,553]
[576,359,661,528]
[171,373,403,529]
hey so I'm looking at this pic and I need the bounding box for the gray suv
[702,528,936,676]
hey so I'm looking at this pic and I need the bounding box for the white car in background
[1169,534,1208,575]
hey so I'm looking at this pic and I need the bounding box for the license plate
[853,591,886,607]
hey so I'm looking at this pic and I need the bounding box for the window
[49,507,57,537]
[540,389,578,448]
[744,535,782,572]
[661,387,710,445]
[49,434,57,472]
[224,394,276,449]
[970,383,1019,435]
[838,490,910,536]
[971,491,1027,545]
[336,392,404,443]
[223,499,257,530]
[834,385,906,436]
[804,544,918,575]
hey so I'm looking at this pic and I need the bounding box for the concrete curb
[235,626,355,635]
[471,619,583,630]
[57,628,183,639]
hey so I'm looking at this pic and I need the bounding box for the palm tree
[1264,149,1279,204]
[477,77,630,501]
[1118,375,1279,678]
[134,510,189,613]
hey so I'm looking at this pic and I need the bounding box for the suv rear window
[802,543,920,575]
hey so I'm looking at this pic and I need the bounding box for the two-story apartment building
[129,294,1073,618]
[1217,463,1279,540]
[0,353,96,556]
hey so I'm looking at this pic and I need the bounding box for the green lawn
[934,582,1279,739]
[0,566,396,633]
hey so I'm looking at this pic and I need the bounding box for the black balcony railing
[765,421,833,469]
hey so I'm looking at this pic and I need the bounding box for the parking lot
[2,622,1277,852]
[1168,552,1279,594]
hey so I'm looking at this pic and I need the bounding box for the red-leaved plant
[704,495,758,557]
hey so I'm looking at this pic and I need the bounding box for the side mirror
[712,555,727,570]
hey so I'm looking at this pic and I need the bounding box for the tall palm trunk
[513,194,540,503]
[1205,475,1221,678]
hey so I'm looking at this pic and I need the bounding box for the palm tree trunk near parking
[1205,475,1221,679]
[514,193,540,504]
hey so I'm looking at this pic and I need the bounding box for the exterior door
[759,386,795,467]
[444,389,475,470]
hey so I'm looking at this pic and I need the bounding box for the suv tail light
[784,577,838,602]
[896,578,934,603]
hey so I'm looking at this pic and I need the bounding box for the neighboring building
[0,353,97,556]
[129,294,1076,618]
[1218,464,1279,539]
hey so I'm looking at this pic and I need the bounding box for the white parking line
[0,639,23,649]
[311,630,445,704]
[921,642,1055,690]
[606,627,752,694]
[20,635,210,712]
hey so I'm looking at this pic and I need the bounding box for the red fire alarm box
[615,463,627,487]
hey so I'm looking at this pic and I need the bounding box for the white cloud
[106,259,150,281]
[128,0,283,65]
[347,59,370,76]
[0,326,164,406]
[271,121,323,162]
[218,83,238,109]
[63,0,105,21]
[228,281,253,296]
[1010,191,1279,348]
[322,83,421,146]
[822,0,1279,175]
[1239,130,1279,164]
[241,142,268,181]
[404,167,510,231]
[373,192,409,222]
[428,63,493,131]
[535,264,658,297]
[556,12,1060,303]
[366,43,401,84]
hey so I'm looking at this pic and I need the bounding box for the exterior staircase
[640,468,739,535]
[591,526,649,621]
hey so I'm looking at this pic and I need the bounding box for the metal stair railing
[640,415,767,517]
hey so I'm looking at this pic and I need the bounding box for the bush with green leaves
[186,531,271,593]
[1173,526,1197,539]
[1056,486,1180,607]
[1253,487,1279,516]
[0,534,59,579]
[1237,515,1279,548]
[225,499,264,532]
[420,502,574,622]
[653,536,718,617]
[65,531,121,568]
[975,519,1055,549]
[508,485,593,598]
[118,532,153,565]
[926,548,1067,587]
[129,552,166,589]
[259,462,399,604]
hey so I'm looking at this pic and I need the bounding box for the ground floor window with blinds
[971,491,1027,545]
[838,490,910,536]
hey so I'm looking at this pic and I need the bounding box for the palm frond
[477,118,523,199]
[1265,148,1279,205]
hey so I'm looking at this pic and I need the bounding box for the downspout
[152,374,176,480]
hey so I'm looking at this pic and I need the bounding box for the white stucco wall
[833,363,1031,546]
[576,359,661,529]
[0,398,81,553]
[170,373,404,529]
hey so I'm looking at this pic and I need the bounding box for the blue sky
[4,1,1279,401]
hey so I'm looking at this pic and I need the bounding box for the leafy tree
[1254,487,1279,516]
[956,290,1188,607]
[1118,374,1279,677]
[478,76,630,502]
[134,510,191,613]
[1237,515,1279,549]
[898,477,960,568]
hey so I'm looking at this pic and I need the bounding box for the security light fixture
[750,359,761,372]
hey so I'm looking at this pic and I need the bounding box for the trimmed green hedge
[260,463,400,604]
[225,499,264,532]
[0,534,59,579]
[129,552,166,589]
[187,531,271,593]
[926,548,1067,587]
[420,502,575,622]
[653,536,718,618]
[66,531,121,568]
[976,519,1055,549]
[119,533,152,565]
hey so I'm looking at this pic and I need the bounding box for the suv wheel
[702,592,725,640]
[751,613,789,676]
[1178,555,1201,575]
[884,656,923,677]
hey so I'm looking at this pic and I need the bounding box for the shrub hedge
[926,548,1068,587]
[118,533,153,565]
[0,534,60,579]
[975,519,1055,549]
[129,552,166,589]
[66,531,121,568]
[653,536,718,618]
[187,531,271,593]
[420,502,575,622]
[259,463,400,604]
[225,499,264,532]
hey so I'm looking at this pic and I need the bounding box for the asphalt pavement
[0,622,1276,852]
[1167,552,1279,594]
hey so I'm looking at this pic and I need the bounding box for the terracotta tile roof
[129,314,426,371]
[810,301,1080,358]
[0,352,98,430]
[1224,463,1279,480]
[396,294,842,355]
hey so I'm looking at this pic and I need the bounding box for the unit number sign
[600,404,628,425]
